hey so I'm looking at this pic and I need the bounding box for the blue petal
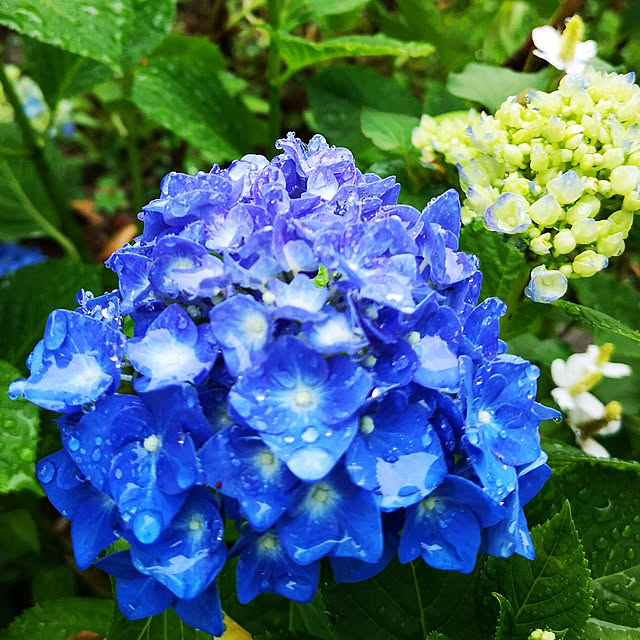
[173,581,224,637]
[233,529,319,603]
[71,492,118,569]
[130,487,226,599]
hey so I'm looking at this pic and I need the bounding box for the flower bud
[484,193,531,234]
[502,144,523,167]
[528,194,562,225]
[571,218,598,244]
[608,209,633,235]
[572,250,608,277]
[610,165,640,194]
[547,170,584,205]
[525,265,568,303]
[554,229,577,254]
[622,189,640,211]
[597,232,625,257]
[602,148,625,170]
[530,233,552,255]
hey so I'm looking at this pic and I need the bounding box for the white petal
[580,437,610,458]
[575,391,605,420]
[551,387,575,411]
[531,26,561,53]
[600,362,632,378]
[575,40,597,62]
[550,359,570,387]
[599,419,622,437]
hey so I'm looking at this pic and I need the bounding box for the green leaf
[490,502,592,640]
[492,593,515,640]
[360,108,419,154]
[105,607,212,640]
[584,617,640,639]
[553,300,640,346]
[0,259,103,371]
[278,33,434,81]
[306,0,371,16]
[0,509,39,559]
[0,0,131,71]
[458,225,529,304]
[293,591,336,640]
[322,558,492,640]
[23,39,113,108]
[119,0,177,70]
[306,65,420,159]
[0,125,61,243]
[132,40,253,162]
[0,0,176,73]
[0,597,113,640]
[0,360,40,494]
[527,460,640,632]
[446,63,549,112]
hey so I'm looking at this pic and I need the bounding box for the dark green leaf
[106,607,213,640]
[0,509,39,559]
[306,65,420,159]
[0,125,61,243]
[490,502,592,640]
[360,108,419,154]
[0,597,112,640]
[0,259,103,371]
[528,459,640,632]
[23,39,112,108]
[278,33,434,80]
[306,0,371,17]
[584,617,640,639]
[447,64,549,112]
[0,360,40,494]
[132,41,253,162]
[553,300,640,346]
[459,225,529,304]
[31,565,77,602]
[0,0,131,71]
[119,0,177,70]
[322,558,492,640]
[293,591,336,640]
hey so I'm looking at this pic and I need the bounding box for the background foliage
[0,0,639,638]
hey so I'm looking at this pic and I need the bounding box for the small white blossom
[551,344,631,457]
[532,16,596,75]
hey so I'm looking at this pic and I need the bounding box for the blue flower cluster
[9,134,557,635]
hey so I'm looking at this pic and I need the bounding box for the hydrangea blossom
[10,134,556,633]
[412,68,640,302]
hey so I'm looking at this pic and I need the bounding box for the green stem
[267,0,282,146]
[0,157,80,261]
[122,71,144,217]
[410,561,427,640]
[0,52,85,260]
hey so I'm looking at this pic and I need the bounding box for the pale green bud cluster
[528,630,556,640]
[412,68,640,299]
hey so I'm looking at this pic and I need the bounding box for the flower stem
[267,0,282,147]
[123,71,144,221]
[0,50,85,260]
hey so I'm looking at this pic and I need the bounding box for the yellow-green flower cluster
[412,68,640,302]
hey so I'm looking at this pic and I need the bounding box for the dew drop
[37,460,55,484]
[68,436,80,452]
[301,427,319,443]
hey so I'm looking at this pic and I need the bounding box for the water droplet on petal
[133,510,163,544]
[37,460,55,484]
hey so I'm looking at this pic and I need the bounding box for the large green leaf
[278,33,434,81]
[132,38,253,162]
[0,597,113,640]
[0,124,61,243]
[360,108,419,154]
[0,259,103,371]
[458,225,530,309]
[528,458,640,633]
[306,0,371,17]
[0,360,40,494]
[490,502,592,640]
[446,63,549,112]
[553,300,640,346]
[0,0,176,73]
[0,0,131,71]
[322,558,491,640]
[306,65,420,160]
[23,39,113,108]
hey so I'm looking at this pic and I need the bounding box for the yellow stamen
[568,371,602,395]
[559,16,585,64]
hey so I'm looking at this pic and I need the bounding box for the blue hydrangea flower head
[11,133,556,627]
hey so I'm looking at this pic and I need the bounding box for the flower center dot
[293,388,314,408]
[311,484,330,503]
[143,434,162,453]
[478,410,492,425]
[188,515,203,531]
[244,314,267,336]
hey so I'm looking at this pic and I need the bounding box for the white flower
[551,344,631,457]
[532,16,596,74]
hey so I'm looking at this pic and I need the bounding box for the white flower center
[293,387,315,408]
[478,410,492,425]
[143,434,162,453]
[243,313,267,337]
